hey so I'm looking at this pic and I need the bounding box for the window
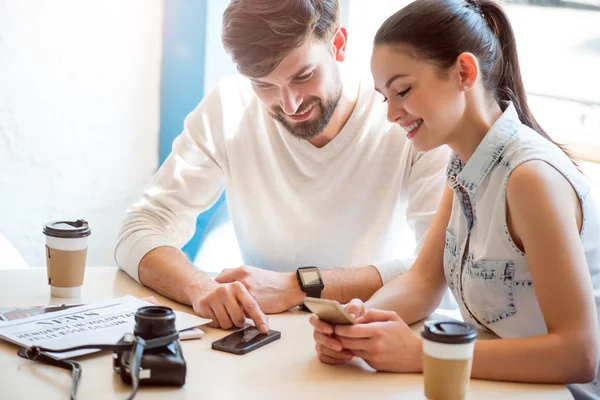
[344,0,600,200]
[344,0,600,160]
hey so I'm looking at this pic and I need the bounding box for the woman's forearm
[472,333,597,384]
[366,269,446,325]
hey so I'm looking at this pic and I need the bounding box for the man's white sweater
[115,75,449,284]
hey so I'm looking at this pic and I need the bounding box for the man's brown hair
[222,0,340,78]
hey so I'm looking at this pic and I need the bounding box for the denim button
[458,186,464,192]
[449,176,456,182]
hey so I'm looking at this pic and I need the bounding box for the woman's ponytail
[480,1,576,165]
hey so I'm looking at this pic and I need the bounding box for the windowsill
[568,143,600,164]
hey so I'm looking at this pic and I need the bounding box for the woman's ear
[332,27,348,62]
[456,52,479,91]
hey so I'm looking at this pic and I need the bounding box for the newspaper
[0,304,82,322]
[0,295,210,359]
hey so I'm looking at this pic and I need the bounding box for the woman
[310,0,600,398]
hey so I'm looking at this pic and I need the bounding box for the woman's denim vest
[443,103,600,399]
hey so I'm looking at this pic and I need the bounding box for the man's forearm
[321,266,383,304]
[138,246,215,305]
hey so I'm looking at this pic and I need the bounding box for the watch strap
[297,267,323,312]
[305,285,323,299]
[300,285,323,312]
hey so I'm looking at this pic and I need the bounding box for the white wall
[0,0,164,268]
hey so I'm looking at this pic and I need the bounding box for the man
[115,0,449,333]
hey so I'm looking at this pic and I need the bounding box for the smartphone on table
[303,297,356,325]
[211,326,281,355]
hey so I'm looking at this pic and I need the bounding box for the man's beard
[269,71,343,140]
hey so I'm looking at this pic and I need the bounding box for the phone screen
[212,326,281,355]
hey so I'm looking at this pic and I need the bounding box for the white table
[0,267,572,399]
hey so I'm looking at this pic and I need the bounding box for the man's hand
[190,279,269,334]
[215,265,304,313]
[310,298,367,365]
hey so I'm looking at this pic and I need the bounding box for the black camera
[113,306,186,386]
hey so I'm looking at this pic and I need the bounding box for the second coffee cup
[43,219,91,298]
[421,320,477,400]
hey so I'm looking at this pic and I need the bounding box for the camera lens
[134,306,177,340]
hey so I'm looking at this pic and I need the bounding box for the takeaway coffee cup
[43,219,91,297]
[421,320,478,400]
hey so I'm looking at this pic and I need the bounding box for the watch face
[301,270,321,286]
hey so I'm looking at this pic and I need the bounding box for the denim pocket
[462,260,517,324]
[443,230,459,290]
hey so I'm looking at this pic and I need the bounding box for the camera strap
[17,331,179,400]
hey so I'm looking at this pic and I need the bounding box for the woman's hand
[334,309,423,373]
[309,298,367,365]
